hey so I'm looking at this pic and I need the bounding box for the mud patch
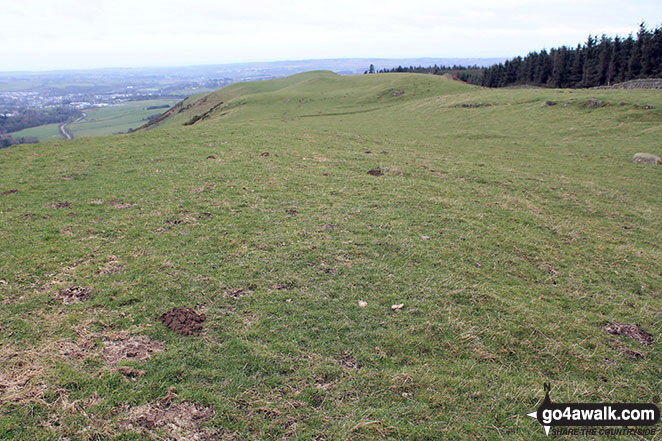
[159,307,206,336]
[57,286,92,304]
[102,334,165,366]
[367,169,383,176]
[48,201,71,209]
[1,189,18,195]
[121,400,217,440]
[604,323,653,346]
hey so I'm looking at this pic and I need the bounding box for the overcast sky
[1,0,660,71]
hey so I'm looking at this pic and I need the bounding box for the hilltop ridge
[139,71,477,130]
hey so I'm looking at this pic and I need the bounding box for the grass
[68,99,180,138]
[9,122,62,142]
[0,71,660,440]
[8,99,178,142]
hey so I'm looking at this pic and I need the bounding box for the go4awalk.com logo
[527,384,660,437]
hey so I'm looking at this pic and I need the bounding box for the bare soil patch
[224,285,256,299]
[98,255,126,275]
[102,334,165,366]
[286,209,298,215]
[107,200,135,209]
[367,169,383,176]
[159,307,206,336]
[260,152,270,157]
[604,323,653,346]
[121,399,217,440]
[48,201,71,209]
[337,351,359,369]
[57,286,92,304]
[118,366,146,378]
[1,189,18,195]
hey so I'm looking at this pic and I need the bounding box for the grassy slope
[0,72,660,440]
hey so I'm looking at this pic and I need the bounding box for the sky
[1,0,660,71]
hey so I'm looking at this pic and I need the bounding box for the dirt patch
[337,351,359,369]
[47,201,71,209]
[621,348,645,359]
[118,366,145,378]
[102,334,165,366]
[0,348,48,406]
[107,200,135,209]
[62,175,74,180]
[367,169,383,176]
[224,285,256,299]
[260,152,270,157]
[206,155,216,160]
[98,255,126,275]
[107,199,134,208]
[604,323,653,346]
[286,209,298,215]
[272,282,295,291]
[90,199,106,205]
[159,307,206,336]
[1,189,18,195]
[56,286,92,304]
[121,399,217,440]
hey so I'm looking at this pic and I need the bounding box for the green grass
[8,99,179,143]
[0,71,660,440]
[68,99,180,138]
[9,122,62,141]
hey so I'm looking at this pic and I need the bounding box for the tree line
[375,64,485,84]
[376,24,662,88]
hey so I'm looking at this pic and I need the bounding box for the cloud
[0,0,658,70]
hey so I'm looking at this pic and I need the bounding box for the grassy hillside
[0,71,660,440]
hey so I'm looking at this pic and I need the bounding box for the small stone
[632,153,661,165]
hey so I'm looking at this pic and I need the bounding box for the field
[67,99,180,138]
[0,71,660,440]
[8,99,179,142]
[9,122,63,142]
